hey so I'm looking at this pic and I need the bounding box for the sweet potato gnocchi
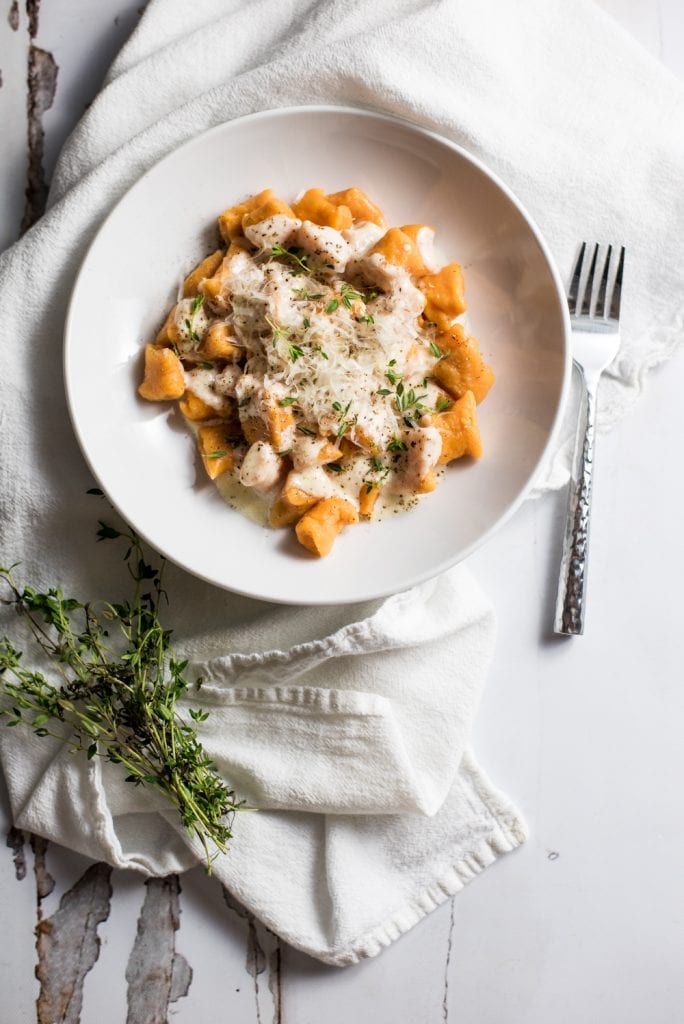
[138,187,494,556]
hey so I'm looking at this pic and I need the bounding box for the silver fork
[554,242,625,636]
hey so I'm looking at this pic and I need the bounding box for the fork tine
[595,244,612,318]
[567,242,586,315]
[608,245,626,322]
[580,243,599,316]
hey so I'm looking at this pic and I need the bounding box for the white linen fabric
[2,567,526,963]
[1,0,682,965]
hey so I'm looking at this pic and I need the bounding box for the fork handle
[554,373,597,636]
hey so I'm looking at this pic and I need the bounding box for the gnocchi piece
[431,324,495,404]
[353,256,426,313]
[200,241,255,309]
[293,188,353,231]
[434,390,483,463]
[270,479,318,527]
[218,189,274,242]
[327,187,386,226]
[237,381,296,450]
[291,436,343,472]
[197,425,238,480]
[242,196,295,229]
[182,250,224,298]
[198,323,243,362]
[243,215,300,250]
[342,220,386,260]
[351,422,382,454]
[266,400,296,450]
[155,297,210,353]
[399,426,442,493]
[184,365,240,415]
[295,497,359,557]
[239,441,284,492]
[358,483,380,518]
[420,263,467,325]
[178,391,217,422]
[367,227,430,277]
[400,224,439,273]
[155,306,181,346]
[138,345,185,401]
[293,222,351,273]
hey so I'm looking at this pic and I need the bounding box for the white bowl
[64,105,570,605]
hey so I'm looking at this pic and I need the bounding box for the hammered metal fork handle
[554,374,597,635]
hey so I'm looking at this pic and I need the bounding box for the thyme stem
[0,524,243,870]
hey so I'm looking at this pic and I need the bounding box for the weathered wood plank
[0,0,29,249]
[6,825,27,880]
[22,41,58,233]
[34,0,146,183]
[35,860,112,1024]
[125,875,193,1024]
[0,788,39,1021]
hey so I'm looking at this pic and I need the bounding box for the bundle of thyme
[0,516,242,869]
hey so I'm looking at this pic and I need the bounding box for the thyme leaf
[387,437,408,452]
[0,525,243,870]
[271,245,310,275]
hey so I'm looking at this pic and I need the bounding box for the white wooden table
[1,3,683,1022]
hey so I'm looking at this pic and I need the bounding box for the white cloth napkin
[2,567,526,963]
[1,0,683,966]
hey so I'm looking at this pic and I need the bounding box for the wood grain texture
[35,861,112,1024]
[8,0,19,31]
[23,42,58,232]
[125,876,193,1024]
[6,825,27,880]
[0,0,29,249]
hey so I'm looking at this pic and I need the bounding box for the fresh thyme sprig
[387,437,408,453]
[385,359,402,386]
[339,283,363,308]
[265,315,289,346]
[394,381,429,423]
[332,400,357,439]
[0,521,242,870]
[271,245,311,275]
[185,294,205,344]
[363,455,390,494]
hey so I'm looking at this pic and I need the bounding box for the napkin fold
[1,0,683,965]
[2,567,527,963]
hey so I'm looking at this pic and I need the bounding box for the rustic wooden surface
[1,2,684,1021]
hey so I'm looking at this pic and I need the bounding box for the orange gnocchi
[138,187,493,556]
